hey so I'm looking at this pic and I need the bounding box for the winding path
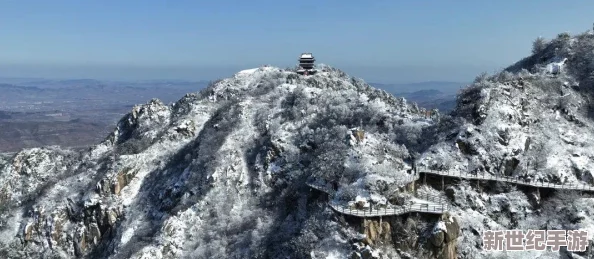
[417,166,594,191]
[307,164,594,218]
[307,180,449,217]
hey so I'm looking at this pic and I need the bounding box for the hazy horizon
[0,63,484,84]
[2,1,594,83]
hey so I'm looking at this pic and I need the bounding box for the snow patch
[433,221,447,234]
[237,68,258,75]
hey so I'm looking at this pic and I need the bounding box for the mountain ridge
[0,64,436,258]
[2,30,594,258]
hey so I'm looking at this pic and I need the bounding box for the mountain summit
[2,30,594,258]
[417,30,594,258]
[0,65,438,258]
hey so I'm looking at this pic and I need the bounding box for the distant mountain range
[0,78,210,89]
[370,81,467,94]
[370,81,468,112]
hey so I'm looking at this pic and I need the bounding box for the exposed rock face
[354,214,461,259]
[502,157,520,176]
[388,193,408,206]
[428,212,460,259]
[3,29,594,258]
[349,242,381,259]
[0,65,429,259]
[111,167,137,195]
[416,31,594,259]
[354,129,365,143]
[362,219,392,245]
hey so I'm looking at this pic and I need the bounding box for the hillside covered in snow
[416,30,594,259]
[0,64,439,259]
[1,29,594,259]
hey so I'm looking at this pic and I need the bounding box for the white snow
[433,221,447,234]
[120,225,138,245]
[237,68,258,75]
[6,53,594,259]
[546,58,567,74]
[300,53,313,59]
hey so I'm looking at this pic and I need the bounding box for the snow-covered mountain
[0,64,437,259]
[416,30,594,259]
[2,30,594,259]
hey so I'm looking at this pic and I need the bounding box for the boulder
[456,140,477,155]
[350,251,363,259]
[360,246,379,259]
[430,231,445,247]
[427,212,460,259]
[363,219,392,245]
[388,193,407,206]
[356,201,367,209]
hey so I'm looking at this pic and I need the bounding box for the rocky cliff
[2,30,594,259]
[0,65,436,258]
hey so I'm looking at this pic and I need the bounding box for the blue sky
[1,0,593,83]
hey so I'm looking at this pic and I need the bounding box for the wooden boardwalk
[417,166,594,192]
[307,164,594,218]
[307,181,449,217]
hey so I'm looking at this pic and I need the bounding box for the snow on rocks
[236,68,259,75]
[9,40,594,259]
[545,57,568,74]
[354,195,370,209]
[0,147,74,205]
[432,221,447,234]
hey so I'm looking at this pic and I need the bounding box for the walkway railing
[306,162,594,218]
[306,181,449,217]
[417,166,594,191]
[327,201,447,217]
[415,189,448,205]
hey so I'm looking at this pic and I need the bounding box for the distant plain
[0,77,462,153]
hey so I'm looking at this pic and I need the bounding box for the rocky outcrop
[349,129,366,146]
[388,193,408,206]
[5,32,594,258]
[17,201,122,256]
[355,215,461,258]
[427,212,460,259]
[349,242,381,259]
[362,219,392,245]
[112,167,136,195]
[502,157,520,176]
[95,167,138,196]
[1,65,432,258]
